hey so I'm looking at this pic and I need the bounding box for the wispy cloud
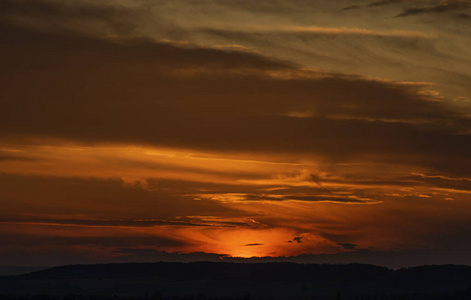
[396,0,471,17]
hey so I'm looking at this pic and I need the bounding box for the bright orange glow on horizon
[2,140,470,263]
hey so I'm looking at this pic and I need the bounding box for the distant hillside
[1,262,471,299]
[0,266,47,276]
[14,262,392,283]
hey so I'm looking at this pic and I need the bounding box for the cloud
[367,0,405,7]
[0,0,138,36]
[0,217,243,228]
[111,249,227,263]
[244,243,263,246]
[337,243,358,250]
[0,173,238,222]
[0,155,38,162]
[121,177,150,190]
[2,246,471,269]
[342,0,427,10]
[396,0,471,17]
[223,248,471,269]
[0,233,187,248]
[193,193,381,204]
[342,5,361,10]
[277,26,433,38]
[2,19,469,177]
[203,26,435,43]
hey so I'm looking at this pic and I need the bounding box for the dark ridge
[1,262,471,299]
[394,264,471,286]
[0,266,47,276]
[8,262,392,283]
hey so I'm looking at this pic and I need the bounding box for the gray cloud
[337,243,358,250]
[224,248,471,269]
[0,217,246,228]
[0,155,38,162]
[342,5,361,10]
[0,233,187,248]
[367,0,404,7]
[0,0,138,36]
[2,247,471,268]
[342,0,423,10]
[396,0,471,17]
[111,249,227,263]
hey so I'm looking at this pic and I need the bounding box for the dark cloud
[0,0,137,36]
[0,233,187,248]
[241,194,378,204]
[0,248,105,266]
[457,11,471,17]
[224,248,471,269]
[177,0,336,15]
[1,20,470,178]
[406,173,471,193]
[0,174,237,220]
[366,0,404,7]
[287,237,303,244]
[0,154,38,162]
[244,243,263,246]
[342,5,361,10]
[0,247,229,267]
[0,217,247,228]
[342,0,411,10]
[337,243,358,250]
[2,246,471,269]
[396,0,471,17]
[111,249,227,263]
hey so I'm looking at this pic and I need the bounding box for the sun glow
[2,139,466,260]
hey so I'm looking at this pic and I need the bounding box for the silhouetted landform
[0,267,47,277]
[1,262,471,299]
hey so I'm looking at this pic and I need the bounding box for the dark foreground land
[1,262,471,300]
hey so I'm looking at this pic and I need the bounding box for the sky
[1,0,471,268]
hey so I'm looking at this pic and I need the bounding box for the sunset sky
[1,0,471,267]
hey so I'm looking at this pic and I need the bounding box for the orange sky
[1,0,471,267]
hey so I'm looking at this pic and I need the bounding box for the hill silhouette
[1,262,471,299]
